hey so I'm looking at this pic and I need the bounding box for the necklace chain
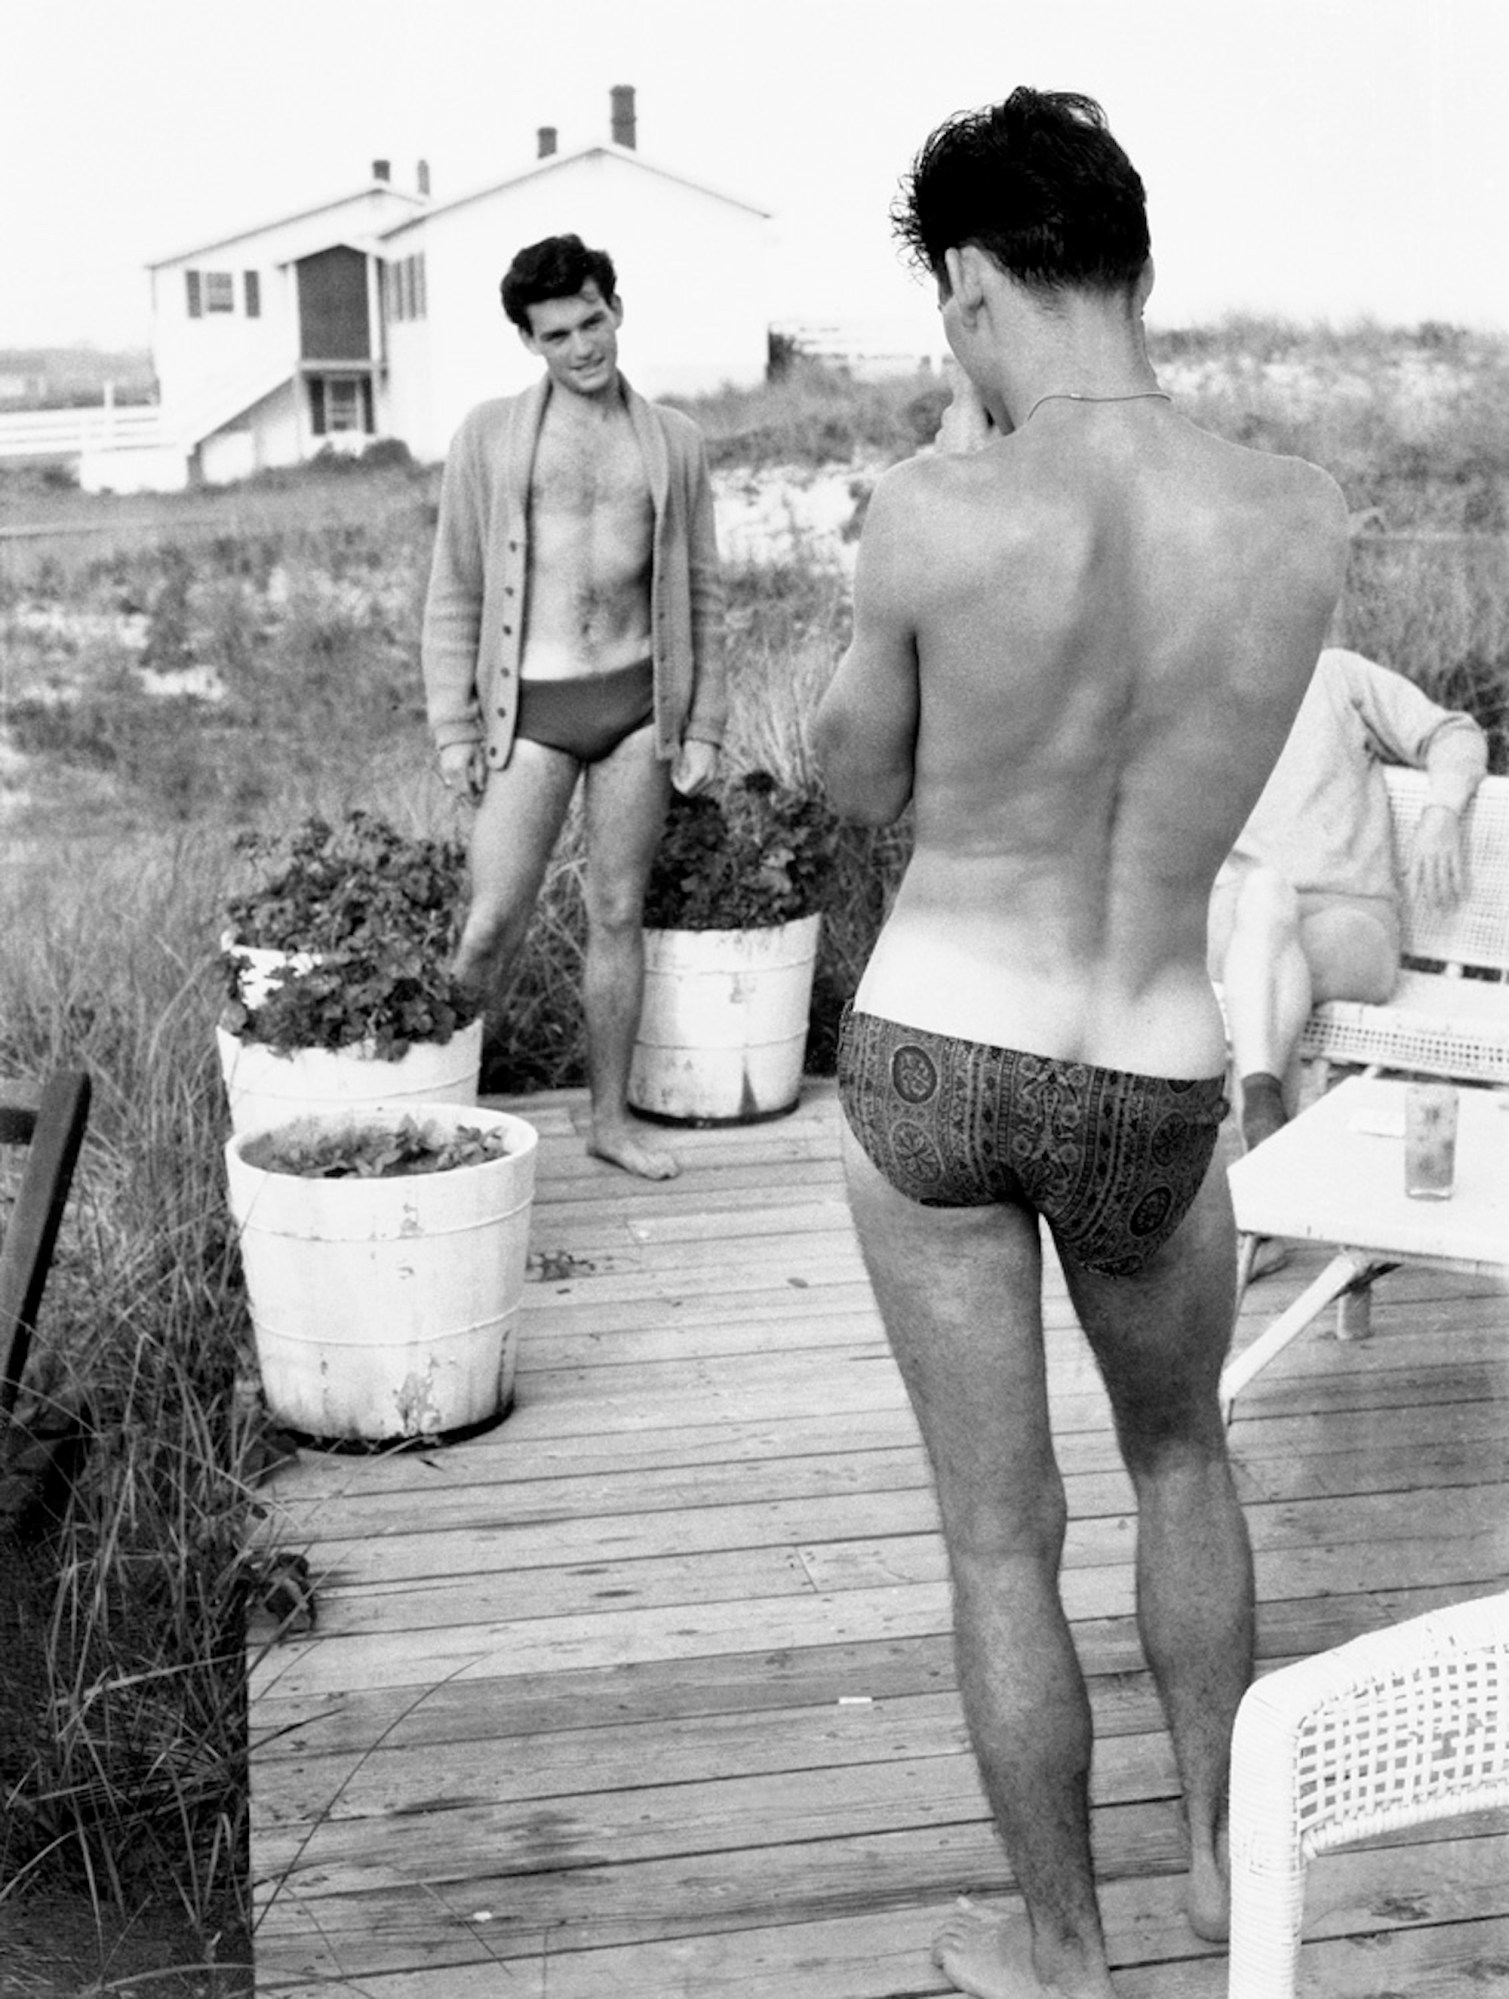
[1022,389,1172,425]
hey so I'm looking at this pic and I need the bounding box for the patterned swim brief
[837,1006,1228,1278]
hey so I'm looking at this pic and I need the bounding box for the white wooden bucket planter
[628,913,821,1125]
[225,1101,537,1444]
[217,1017,483,1135]
[221,932,317,1008]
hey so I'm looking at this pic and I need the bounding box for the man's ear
[946,244,991,323]
[518,322,540,356]
[1134,256,1155,313]
[942,245,983,308]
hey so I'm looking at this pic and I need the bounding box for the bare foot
[1186,1840,1230,1942]
[587,1120,680,1180]
[933,1900,1115,1999]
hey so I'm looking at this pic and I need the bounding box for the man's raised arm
[812,473,921,825]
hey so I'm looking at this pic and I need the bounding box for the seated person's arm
[1340,652,1489,909]
[812,475,920,825]
[1412,719,1490,907]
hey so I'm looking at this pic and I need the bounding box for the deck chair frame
[1,1070,92,1426]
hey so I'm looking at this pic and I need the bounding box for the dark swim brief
[836,1006,1228,1278]
[515,658,655,763]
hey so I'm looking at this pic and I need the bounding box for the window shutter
[309,377,326,436]
[244,271,261,318]
[360,377,374,433]
[415,253,427,319]
[186,270,202,318]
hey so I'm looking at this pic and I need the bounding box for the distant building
[109,87,771,490]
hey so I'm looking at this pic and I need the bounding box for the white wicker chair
[1227,1589,1509,1999]
[1298,766,1509,1085]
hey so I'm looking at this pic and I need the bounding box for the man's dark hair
[894,88,1149,299]
[500,234,618,331]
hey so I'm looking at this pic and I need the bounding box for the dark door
[297,247,370,360]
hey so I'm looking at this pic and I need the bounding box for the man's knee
[584,876,647,936]
[1301,908,1399,1005]
[946,1478,1069,1577]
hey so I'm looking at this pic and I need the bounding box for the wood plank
[253,1823,1509,1983]
[250,1509,1509,1700]
[255,1896,1509,1999]
[258,1427,1509,1559]
[246,1806,1234,1971]
[270,1388,1509,1512]
[251,1574,1497,1744]
[517,1344,1505,1420]
[274,1483,1509,1616]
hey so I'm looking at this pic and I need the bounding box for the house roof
[149,181,425,270]
[275,237,388,267]
[377,142,771,243]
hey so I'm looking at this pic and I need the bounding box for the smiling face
[520,280,623,400]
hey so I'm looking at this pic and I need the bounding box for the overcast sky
[3,0,1504,351]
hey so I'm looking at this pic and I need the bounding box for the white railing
[771,319,948,377]
[0,404,167,460]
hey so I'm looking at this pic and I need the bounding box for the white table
[1221,1076,1509,1413]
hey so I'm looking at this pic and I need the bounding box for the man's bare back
[522,396,654,680]
[815,89,1349,1999]
[835,401,1346,1079]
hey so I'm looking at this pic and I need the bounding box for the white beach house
[119,87,770,490]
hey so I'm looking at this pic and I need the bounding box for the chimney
[417,158,431,197]
[537,125,558,159]
[610,84,636,150]
[372,158,391,183]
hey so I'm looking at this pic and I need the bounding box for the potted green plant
[631,771,839,1124]
[225,1102,538,1442]
[217,812,483,1133]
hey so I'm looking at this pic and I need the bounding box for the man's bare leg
[580,726,677,1180]
[841,1127,1117,1999]
[1219,874,1399,1150]
[1060,1163,1255,1943]
[1217,868,1311,1149]
[452,742,579,1002]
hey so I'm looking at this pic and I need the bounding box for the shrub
[361,436,416,472]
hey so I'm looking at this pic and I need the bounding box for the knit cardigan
[421,375,727,770]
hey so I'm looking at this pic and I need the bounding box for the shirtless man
[812,91,1348,1998]
[422,234,726,1178]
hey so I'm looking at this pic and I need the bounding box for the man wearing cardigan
[422,234,726,1178]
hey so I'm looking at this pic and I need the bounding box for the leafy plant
[221,811,476,1057]
[221,945,474,1060]
[243,1115,514,1179]
[642,771,841,929]
[223,811,463,955]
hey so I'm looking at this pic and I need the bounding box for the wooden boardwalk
[248,1081,1509,1998]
